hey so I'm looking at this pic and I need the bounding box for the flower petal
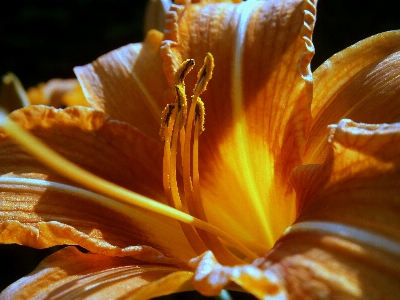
[0,106,196,263]
[307,30,400,163]
[279,119,400,298]
[26,78,88,107]
[189,251,286,299]
[74,30,171,140]
[161,0,316,251]
[1,106,164,199]
[1,246,193,299]
[294,119,400,240]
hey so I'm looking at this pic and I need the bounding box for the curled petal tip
[189,251,286,298]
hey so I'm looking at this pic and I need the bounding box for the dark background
[0,0,399,298]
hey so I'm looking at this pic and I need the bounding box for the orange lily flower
[1,0,400,299]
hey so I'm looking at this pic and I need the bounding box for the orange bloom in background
[1,0,400,298]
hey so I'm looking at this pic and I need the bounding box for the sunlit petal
[306,30,400,163]
[1,246,193,299]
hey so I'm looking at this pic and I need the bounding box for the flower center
[0,54,258,265]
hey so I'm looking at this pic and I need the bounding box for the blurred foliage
[0,0,399,298]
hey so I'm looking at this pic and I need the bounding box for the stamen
[162,61,209,255]
[161,103,179,208]
[173,58,194,129]
[161,101,208,255]
[0,110,257,260]
[172,54,247,265]
[165,58,195,211]
[182,54,213,212]
[192,101,206,216]
[182,53,214,198]
[169,99,186,210]
[173,59,194,149]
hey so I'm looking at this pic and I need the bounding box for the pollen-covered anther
[193,53,214,96]
[159,103,175,141]
[174,58,195,86]
[195,99,205,134]
[175,85,188,130]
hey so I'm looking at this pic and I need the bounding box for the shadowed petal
[144,0,172,33]
[270,119,400,298]
[0,246,193,299]
[26,79,88,107]
[306,30,400,163]
[161,0,316,252]
[0,106,196,263]
[74,30,171,140]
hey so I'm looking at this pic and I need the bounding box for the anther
[174,59,195,86]
[174,85,188,130]
[195,99,205,134]
[193,53,214,96]
[159,103,175,141]
[165,104,175,125]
